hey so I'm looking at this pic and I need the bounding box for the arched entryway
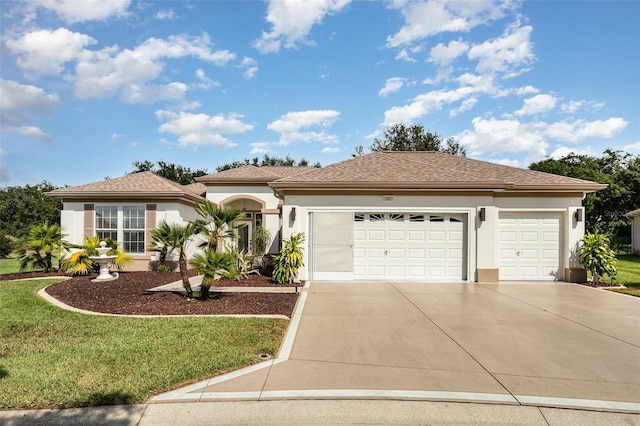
[220,195,266,254]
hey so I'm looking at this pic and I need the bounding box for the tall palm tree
[163,221,199,296]
[13,222,70,272]
[195,200,245,252]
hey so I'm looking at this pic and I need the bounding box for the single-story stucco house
[627,209,640,253]
[47,151,606,283]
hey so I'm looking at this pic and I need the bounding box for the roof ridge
[398,152,499,182]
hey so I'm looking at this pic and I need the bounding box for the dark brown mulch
[3,271,299,317]
[576,280,622,288]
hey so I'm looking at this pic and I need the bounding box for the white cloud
[194,69,220,90]
[383,73,498,124]
[378,77,406,97]
[6,27,96,76]
[26,0,131,23]
[449,97,477,117]
[623,141,640,153]
[386,0,515,47]
[0,79,58,141]
[515,94,557,116]
[560,100,584,114]
[74,33,235,102]
[488,158,522,168]
[548,146,596,159]
[395,48,417,62]
[253,0,351,53]
[268,109,340,145]
[457,116,549,158]
[250,142,270,154]
[467,23,534,76]
[156,110,253,148]
[155,9,176,20]
[240,57,259,79]
[428,39,469,66]
[322,146,341,153]
[516,85,539,95]
[545,117,628,142]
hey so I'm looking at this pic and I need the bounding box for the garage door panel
[368,230,385,241]
[408,248,425,258]
[368,248,386,259]
[388,230,405,240]
[428,248,445,259]
[388,248,405,259]
[500,231,517,242]
[353,212,467,281]
[449,231,463,241]
[448,248,463,259]
[499,212,563,281]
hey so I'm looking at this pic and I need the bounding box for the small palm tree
[195,200,245,252]
[161,221,200,296]
[13,222,70,272]
[190,250,234,299]
[59,237,132,276]
[148,221,175,270]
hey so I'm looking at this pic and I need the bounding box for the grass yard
[0,258,21,274]
[0,278,288,409]
[604,254,640,297]
[0,257,59,275]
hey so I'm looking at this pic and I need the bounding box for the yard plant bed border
[2,271,299,317]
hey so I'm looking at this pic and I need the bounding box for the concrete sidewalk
[2,400,639,425]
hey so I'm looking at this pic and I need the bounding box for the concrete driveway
[153,281,640,413]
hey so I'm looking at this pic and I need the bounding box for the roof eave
[45,191,204,203]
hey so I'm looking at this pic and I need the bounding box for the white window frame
[95,204,146,254]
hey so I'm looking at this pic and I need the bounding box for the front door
[237,222,252,253]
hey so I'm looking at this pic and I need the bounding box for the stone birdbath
[89,241,119,282]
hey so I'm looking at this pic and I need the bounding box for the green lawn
[0,257,60,275]
[0,278,288,409]
[605,254,640,297]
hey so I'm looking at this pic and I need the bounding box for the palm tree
[162,221,199,296]
[189,250,234,299]
[59,237,133,276]
[195,200,245,252]
[148,220,174,270]
[13,222,70,272]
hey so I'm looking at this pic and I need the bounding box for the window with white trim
[95,205,146,254]
[95,206,118,241]
[123,206,145,254]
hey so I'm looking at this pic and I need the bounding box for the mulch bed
[1,271,299,317]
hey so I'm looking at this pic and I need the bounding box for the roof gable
[46,171,205,202]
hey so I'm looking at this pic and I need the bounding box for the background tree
[216,154,320,172]
[130,161,208,185]
[354,123,467,157]
[529,149,640,251]
[0,182,62,239]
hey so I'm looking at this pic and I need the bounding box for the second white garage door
[499,211,563,280]
[353,213,466,281]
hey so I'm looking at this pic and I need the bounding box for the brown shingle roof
[197,165,315,184]
[46,171,205,202]
[270,152,606,192]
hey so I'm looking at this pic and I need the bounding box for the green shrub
[272,233,305,285]
[252,226,272,255]
[579,230,617,284]
[190,250,234,299]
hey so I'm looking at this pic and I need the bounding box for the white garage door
[499,212,563,281]
[354,213,466,281]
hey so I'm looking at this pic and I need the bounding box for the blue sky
[1,0,638,187]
